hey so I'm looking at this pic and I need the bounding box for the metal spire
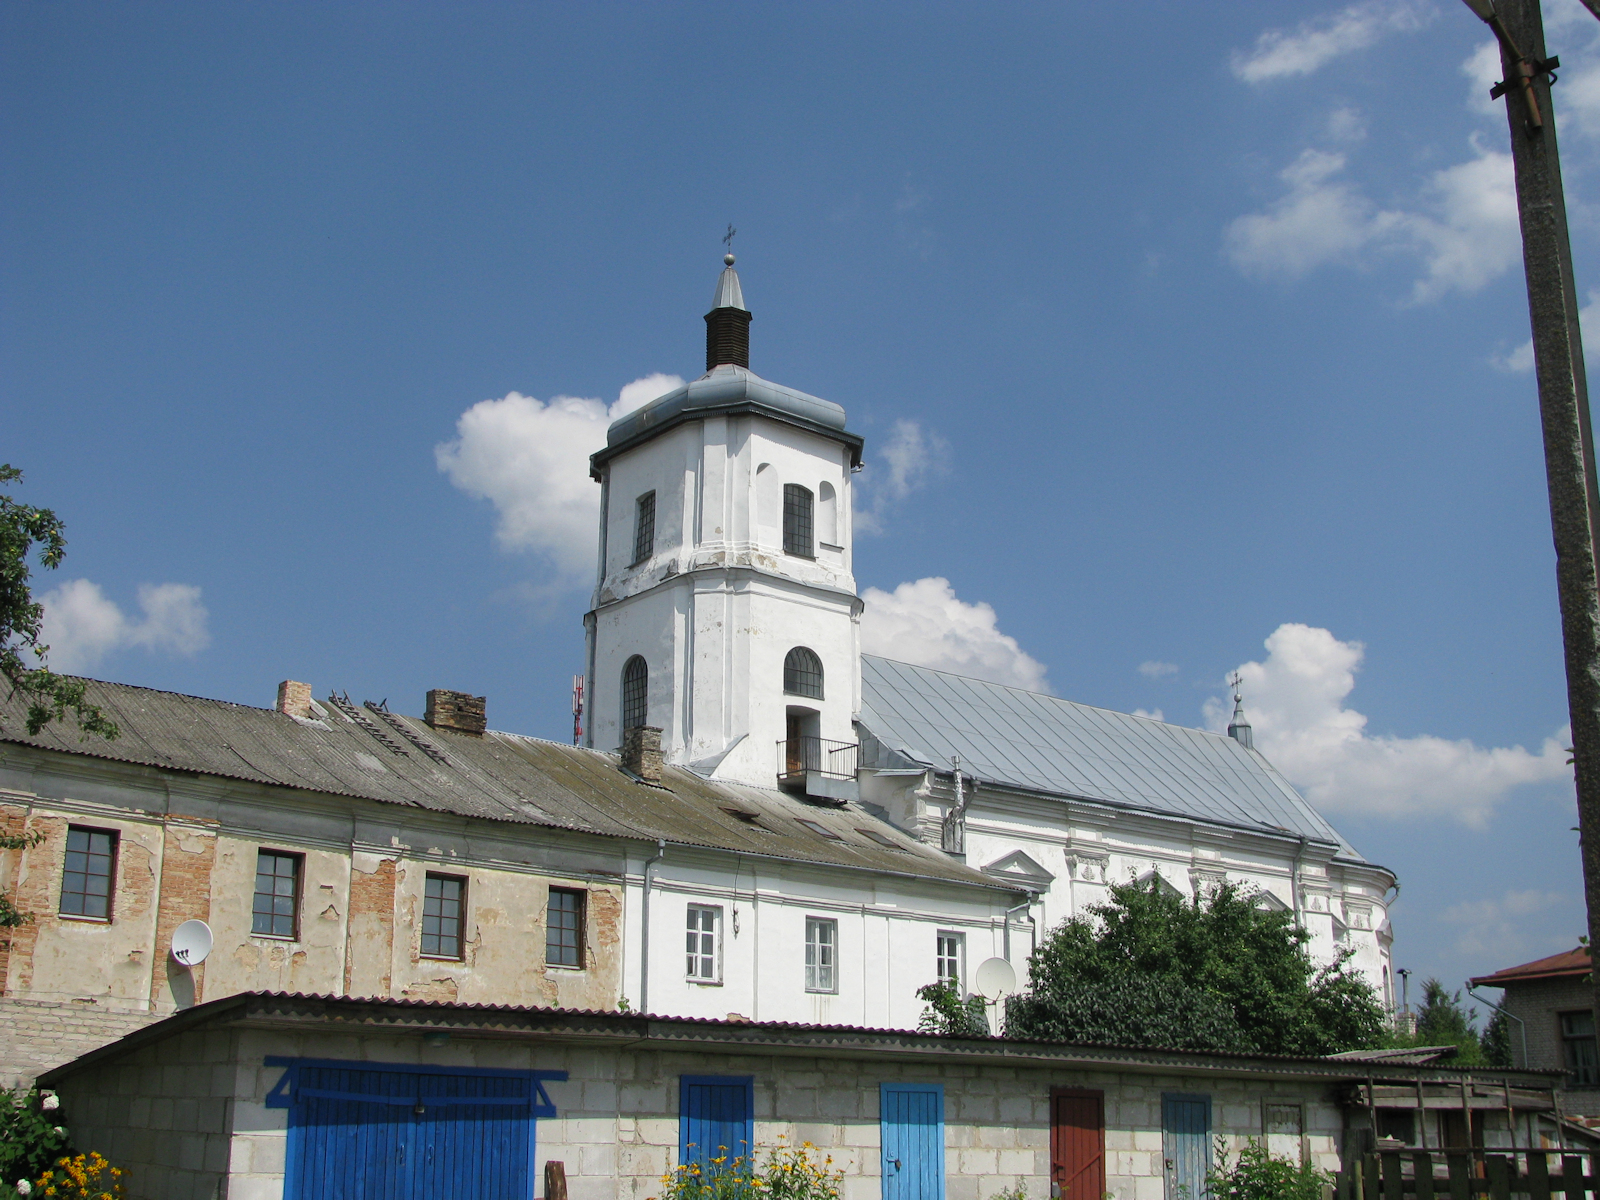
[705,233,752,370]
[1227,671,1254,751]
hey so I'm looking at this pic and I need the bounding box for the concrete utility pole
[1461,0,1600,1034]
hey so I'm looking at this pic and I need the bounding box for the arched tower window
[783,485,814,558]
[784,647,824,699]
[622,656,649,730]
[817,481,837,546]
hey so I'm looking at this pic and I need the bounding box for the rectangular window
[251,850,302,938]
[421,873,466,959]
[936,931,964,985]
[805,916,838,993]
[633,491,656,564]
[59,827,116,920]
[686,904,720,982]
[1563,1010,1599,1086]
[546,887,585,968]
[782,484,814,557]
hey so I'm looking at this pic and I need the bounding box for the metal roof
[592,364,865,474]
[712,258,746,310]
[858,655,1364,858]
[1470,946,1590,988]
[0,678,1008,893]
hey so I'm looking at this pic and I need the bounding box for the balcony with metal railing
[776,737,859,802]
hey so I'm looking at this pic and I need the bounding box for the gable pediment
[983,849,1056,890]
[1135,869,1185,899]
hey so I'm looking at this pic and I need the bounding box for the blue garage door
[881,1083,944,1200]
[680,1075,755,1169]
[266,1057,564,1200]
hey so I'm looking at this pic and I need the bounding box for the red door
[1052,1089,1105,1200]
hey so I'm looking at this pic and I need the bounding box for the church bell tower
[583,255,865,794]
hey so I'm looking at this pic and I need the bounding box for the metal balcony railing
[776,737,859,785]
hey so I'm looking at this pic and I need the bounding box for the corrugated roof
[0,678,1008,892]
[1470,946,1590,987]
[858,655,1362,858]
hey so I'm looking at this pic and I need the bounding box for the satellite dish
[170,920,212,967]
[973,957,1017,1002]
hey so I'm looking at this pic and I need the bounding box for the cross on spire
[723,223,737,253]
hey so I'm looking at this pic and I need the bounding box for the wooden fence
[1336,1151,1596,1200]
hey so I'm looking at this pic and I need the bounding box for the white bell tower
[583,255,865,795]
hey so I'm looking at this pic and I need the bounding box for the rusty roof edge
[42,992,1565,1088]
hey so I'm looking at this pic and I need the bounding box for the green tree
[1005,878,1386,1055]
[0,466,116,741]
[1387,978,1495,1066]
[1481,1007,1513,1068]
[915,979,991,1038]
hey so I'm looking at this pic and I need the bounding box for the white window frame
[805,916,838,994]
[936,930,964,987]
[686,904,722,984]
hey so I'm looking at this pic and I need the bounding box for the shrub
[0,1088,70,1193]
[1206,1138,1330,1200]
[916,979,991,1039]
[655,1141,843,1200]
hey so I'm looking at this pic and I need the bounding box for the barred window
[805,916,838,993]
[622,656,649,731]
[546,887,585,968]
[421,873,466,959]
[633,491,656,564]
[783,484,814,558]
[936,931,963,985]
[59,827,116,920]
[783,647,824,699]
[252,850,301,938]
[686,904,720,981]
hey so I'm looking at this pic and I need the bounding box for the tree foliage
[1206,1138,1331,1200]
[0,466,116,741]
[915,979,991,1038]
[1004,878,1386,1055]
[1386,978,1509,1067]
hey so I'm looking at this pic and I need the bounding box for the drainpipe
[639,840,666,1016]
[1290,836,1309,929]
[1467,982,1530,1070]
[1003,895,1032,962]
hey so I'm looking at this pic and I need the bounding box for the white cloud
[1231,1,1432,84]
[1132,708,1166,722]
[1226,140,1517,303]
[856,419,948,535]
[1437,888,1573,962]
[1463,39,1503,117]
[860,577,1050,692]
[1205,623,1570,827]
[38,580,210,673]
[1497,289,1600,373]
[1138,660,1179,678]
[1326,106,1367,142]
[435,373,683,580]
[1225,150,1403,280]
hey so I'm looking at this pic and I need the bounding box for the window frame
[420,871,468,961]
[622,655,649,732]
[686,903,722,984]
[936,930,964,987]
[58,825,118,922]
[251,848,304,940]
[782,484,815,558]
[632,491,656,565]
[1562,1010,1599,1086]
[783,646,824,699]
[545,886,587,970]
[804,915,838,994]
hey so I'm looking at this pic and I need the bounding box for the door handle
[886,1158,901,1171]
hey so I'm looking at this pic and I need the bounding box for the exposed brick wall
[6,813,72,998]
[343,856,397,998]
[148,819,218,1011]
[0,997,155,1089]
[0,803,33,987]
[1502,976,1600,1117]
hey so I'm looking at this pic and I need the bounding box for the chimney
[276,680,313,719]
[425,689,487,737]
[621,725,663,783]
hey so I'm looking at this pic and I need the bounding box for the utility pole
[1462,0,1600,1035]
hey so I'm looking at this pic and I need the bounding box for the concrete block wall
[0,997,157,1089]
[1502,977,1600,1117]
[203,1030,1343,1200]
[49,1025,237,1200]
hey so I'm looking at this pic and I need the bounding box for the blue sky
[3,0,1590,1009]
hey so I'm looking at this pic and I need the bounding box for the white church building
[583,253,1398,1013]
